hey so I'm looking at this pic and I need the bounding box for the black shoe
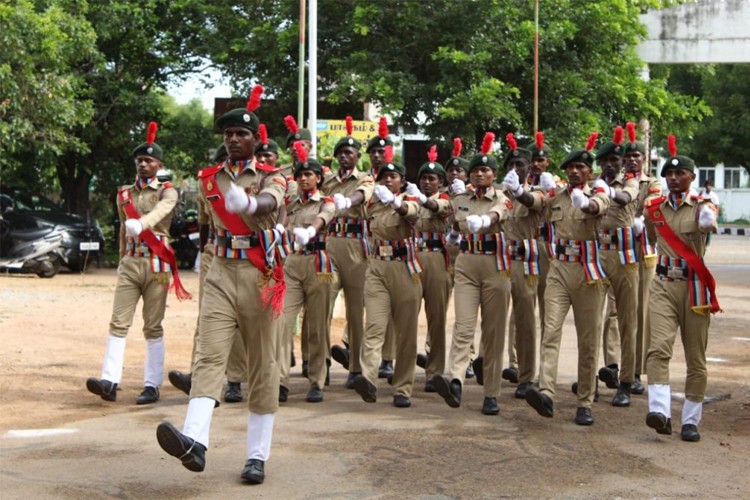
[331,345,350,370]
[598,364,619,389]
[393,395,411,408]
[352,375,377,403]
[424,379,436,393]
[473,357,484,386]
[482,397,499,415]
[301,360,308,378]
[680,424,701,442]
[240,458,265,484]
[631,375,645,395]
[378,360,394,379]
[345,371,360,389]
[306,387,323,403]
[156,421,206,472]
[86,378,117,402]
[514,382,531,399]
[646,411,673,435]
[432,375,461,408]
[525,387,554,418]
[136,386,159,405]
[612,382,631,407]
[224,382,243,403]
[465,362,475,379]
[279,385,289,403]
[416,353,428,370]
[168,370,192,396]
[571,377,600,402]
[575,407,594,426]
[502,366,519,384]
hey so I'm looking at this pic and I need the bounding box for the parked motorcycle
[0,216,68,278]
[170,206,200,270]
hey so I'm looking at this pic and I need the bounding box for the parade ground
[1,236,748,499]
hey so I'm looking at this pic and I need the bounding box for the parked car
[0,185,105,272]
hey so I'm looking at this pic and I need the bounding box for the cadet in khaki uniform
[352,148,422,407]
[410,147,453,392]
[644,136,719,442]
[433,132,511,416]
[279,145,336,403]
[323,117,375,388]
[156,88,287,484]
[525,133,611,426]
[87,122,184,405]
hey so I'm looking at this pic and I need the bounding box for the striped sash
[554,238,607,283]
[126,235,173,273]
[373,238,423,277]
[461,232,510,272]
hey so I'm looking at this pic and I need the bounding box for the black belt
[507,242,526,257]
[328,223,363,234]
[598,232,620,245]
[655,264,689,280]
[303,242,327,252]
[460,241,498,253]
[215,233,260,249]
[376,246,408,258]
[421,239,445,251]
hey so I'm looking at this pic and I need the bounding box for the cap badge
[671,158,679,166]
[429,163,435,169]
[146,147,153,154]
[347,138,354,145]
[482,155,488,163]
[379,139,385,146]
[387,164,394,170]
[243,113,251,122]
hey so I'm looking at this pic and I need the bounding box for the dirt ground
[0,236,749,499]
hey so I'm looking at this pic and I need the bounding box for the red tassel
[481,132,495,155]
[535,131,544,151]
[668,134,677,157]
[169,274,192,302]
[258,124,268,145]
[613,126,624,145]
[293,141,308,163]
[378,117,389,139]
[146,121,158,145]
[346,116,353,136]
[384,145,394,164]
[506,132,517,152]
[284,115,298,134]
[261,265,287,319]
[452,138,462,158]
[585,132,599,152]
[246,85,263,112]
[626,122,637,143]
[427,145,437,162]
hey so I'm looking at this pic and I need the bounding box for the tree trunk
[57,153,91,217]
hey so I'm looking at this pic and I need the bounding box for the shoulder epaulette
[161,181,174,190]
[646,195,667,208]
[404,195,419,203]
[439,192,450,200]
[623,172,635,181]
[197,164,223,179]
[322,196,334,204]
[648,187,662,194]
[505,199,514,210]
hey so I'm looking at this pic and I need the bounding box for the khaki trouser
[646,278,710,403]
[191,258,280,414]
[509,260,538,384]
[360,259,422,397]
[602,290,619,366]
[327,237,367,373]
[109,256,169,339]
[539,259,605,407]
[279,254,333,390]
[636,252,656,375]
[448,254,511,398]
[600,250,639,383]
[225,330,246,384]
[418,251,453,378]
[190,246,215,367]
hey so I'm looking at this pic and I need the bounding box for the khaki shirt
[545,184,610,241]
[646,194,717,260]
[367,195,419,240]
[286,191,336,231]
[599,175,639,230]
[118,178,178,256]
[451,186,510,234]
[321,168,375,220]
[415,192,452,233]
[502,185,544,241]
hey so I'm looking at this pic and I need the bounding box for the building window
[725,167,742,189]
[698,168,715,187]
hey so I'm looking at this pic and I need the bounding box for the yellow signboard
[316,119,377,144]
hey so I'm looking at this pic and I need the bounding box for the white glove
[125,219,142,237]
[225,183,257,214]
[333,193,352,210]
[466,214,491,233]
[502,170,524,197]
[539,172,555,193]
[274,223,286,240]
[446,230,462,247]
[405,182,427,204]
[450,178,466,195]
[571,188,590,209]
[595,179,615,199]
[293,226,316,246]
[633,215,645,236]
[374,185,395,205]
[698,205,717,229]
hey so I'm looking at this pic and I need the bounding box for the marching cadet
[352,146,422,407]
[433,132,512,416]
[593,126,641,407]
[644,135,720,442]
[156,86,287,485]
[87,122,188,405]
[412,146,453,392]
[525,132,610,426]
[280,143,337,403]
[324,117,375,389]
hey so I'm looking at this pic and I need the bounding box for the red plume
[246,85,263,112]
[293,141,308,163]
[585,131,599,152]
[506,132,517,152]
[613,126,624,146]
[284,115,299,134]
[427,145,437,162]
[345,116,353,136]
[452,138,462,158]
[146,121,158,145]
[258,124,268,145]
[535,131,544,151]
[384,145,394,164]
[626,122,637,143]
[378,117,389,139]
[668,134,677,157]
[481,132,495,155]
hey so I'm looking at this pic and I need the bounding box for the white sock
[183,396,215,448]
[247,412,275,461]
[682,399,703,427]
[144,337,165,388]
[101,335,127,384]
[648,383,671,418]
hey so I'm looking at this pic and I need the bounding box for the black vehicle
[0,186,105,272]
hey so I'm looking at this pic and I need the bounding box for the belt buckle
[231,235,251,249]
[136,242,149,251]
[379,245,394,257]
[508,244,518,256]
[667,266,684,279]
[565,245,580,257]
[599,232,613,245]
